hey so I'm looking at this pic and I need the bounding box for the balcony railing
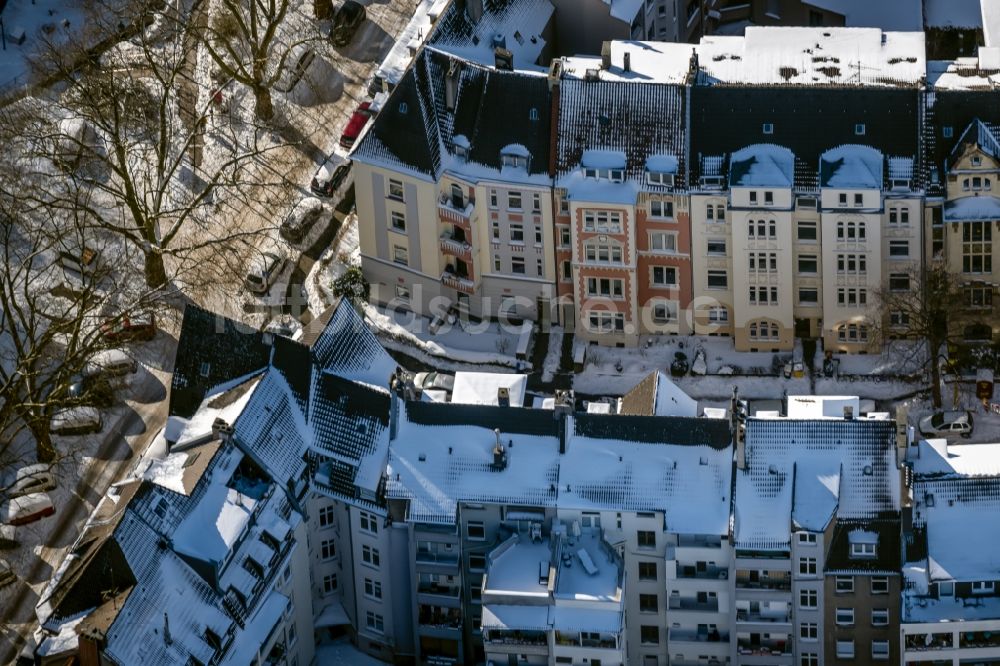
[417,582,461,598]
[669,628,729,643]
[441,271,475,295]
[438,197,474,231]
[738,640,791,656]
[677,564,729,580]
[735,572,791,591]
[555,632,618,649]
[961,631,1000,649]
[905,632,954,650]
[486,630,547,646]
[737,609,791,624]
[669,598,720,613]
[416,550,460,565]
[439,234,473,262]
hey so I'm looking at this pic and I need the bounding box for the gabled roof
[170,304,271,419]
[825,519,902,573]
[948,118,1000,165]
[309,299,397,389]
[618,372,700,418]
[428,0,554,70]
[819,144,883,188]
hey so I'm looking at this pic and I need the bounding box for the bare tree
[200,0,314,121]
[873,264,973,408]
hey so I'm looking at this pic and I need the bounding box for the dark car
[331,0,366,47]
[311,153,351,197]
[280,197,325,243]
[68,374,115,408]
[100,312,156,343]
[339,101,372,149]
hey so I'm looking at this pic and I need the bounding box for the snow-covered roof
[451,372,528,406]
[729,144,795,188]
[696,27,925,87]
[619,371,697,418]
[985,0,1000,47]
[734,417,899,551]
[913,440,1000,477]
[791,459,841,531]
[428,0,555,71]
[927,58,1000,90]
[944,195,1000,221]
[820,144,884,188]
[374,0,450,87]
[805,0,923,31]
[561,41,694,84]
[925,0,983,29]
[786,395,860,419]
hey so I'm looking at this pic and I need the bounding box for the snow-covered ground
[541,325,565,383]
[314,639,387,666]
[0,0,86,94]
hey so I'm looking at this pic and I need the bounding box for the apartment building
[352,48,558,323]
[901,439,1000,666]
[731,396,904,666]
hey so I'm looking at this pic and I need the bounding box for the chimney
[688,47,699,80]
[445,60,460,111]
[623,51,631,72]
[491,33,506,50]
[494,47,513,71]
[211,417,234,441]
[492,428,508,469]
[547,59,563,92]
[601,41,611,70]
[467,0,483,24]
[843,405,854,420]
[498,386,510,407]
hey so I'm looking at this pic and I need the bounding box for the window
[510,224,524,243]
[640,625,660,644]
[836,576,854,593]
[707,270,727,289]
[838,323,869,342]
[364,578,383,600]
[395,284,410,301]
[323,573,338,594]
[388,179,404,200]
[585,242,623,264]
[889,240,909,257]
[588,277,625,298]
[888,206,910,225]
[749,286,778,305]
[583,210,623,233]
[943,126,954,138]
[799,557,817,575]
[836,640,855,659]
[318,505,335,528]
[836,608,855,626]
[648,171,674,186]
[362,545,380,568]
[470,554,486,571]
[366,611,384,633]
[559,227,570,247]
[707,239,726,255]
[851,542,876,558]
[359,511,379,535]
[798,287,818,305]
[489,189,498,208]
[839,193,848,206]
[749,191,758,205]
[967,284,994,309]
[652,266,677,287]
[649,199,674,218]
[748,320,780,341]
[801,654,818,666]
[799,589,817,609]
[890,310,910,327]
[588,311,624,333]
[963,176,992,191]
[855,123,866,135]
[393,245,408,266]
[534,227,542,245]
[706,204,725,222]
[389,210,406,231]
[837,221,866,240]
[889,274,910,291]
[800,622,818,640]
[854,193,863,207]
[708,306,729,323]
[652,301,677,323]
[837,288,867,307]
[837,253,867,275]
[638,561,657,581]
[199,362,211,377]
[872,640,889,660]
[762,122,774,134]
[764,191,774,205]
[507,191,522,210]
[637,530,656,548]
[321,539,336,560]
[511,257,525,274]
[798,532,817,545]
[973,155,983,166]
[502,153,528,169]
[532,192,541,212]
[639,594,658,612]
[747,219,776,239]
[798,255,818,274]
[798,221,817,241]
[963,222,993,273]
[562,261,572,281]
[973,581,995,594]
[536,258,543,276]
[871,608,889,626]
[467,521,486,540]
[749,251,777,273]
[650,232,677,252]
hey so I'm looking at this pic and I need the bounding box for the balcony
[419,607,463,632]
[485,629,547,647]
[416,549,460,566]
[555,632,619,649]
[441,270,475,295]
[905,632,954,651]
[439,196,474,232]
[736,608,791,625]
[439,233,473,262]
[961,631,1000,649]
[735,571,791,591]
[737,639,791,657]
[677,564,729,581]
[669,597,720,613]
[669,628,729,644]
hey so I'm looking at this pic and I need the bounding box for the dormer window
[609,168,624,182]
[648,171,675,186]
[848,530,877,559]
[851,542,875,558]
[585,168,599,179]
[972,156,983,167]
[454,144,468,159]
[973,581,995,595]
[891,178,910,190]
[763,122,774,135]
[500,144,531,170]
[502,154,528,169]
[855,123,866,136]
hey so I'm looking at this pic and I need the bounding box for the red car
[339,102,373,149]
[101,312,157,343]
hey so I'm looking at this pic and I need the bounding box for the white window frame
[836,607,855,626]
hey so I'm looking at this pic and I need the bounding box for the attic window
[204,628,222,652]
[848,530,878,559]
[502,153,529,169]
[399,102,409,114]
[454,144,468,159]
[199,362,211,377]
[972,156,983,166]
[851,542,876,558]
[514,30,524,45]
[529,107,539,121]
[762,122,774,135]
[609,168,624,182]
[943,126,953,138]
[855,123,866,136]
[585,168,598,179]
[648,171,674,186]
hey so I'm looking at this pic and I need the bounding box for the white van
[8,464,57,498]
[1,493,55,526]
[50,406,103,435]
[86,349,137,379]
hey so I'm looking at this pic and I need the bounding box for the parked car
[1,492,55,526]
[67,373,115,408]
[414,371,456,392]
[50,406,103,435]
[331,0,366,47]
[87,348,138,377]
[280,197,325,243]
[311,152,351,198]
[339,101,372,149]
[7,464,56,499]
[919,411,974,438]
[101,312,156,343]
[0,559,14,588]
[274,45,315,93]
[245,248,287,294]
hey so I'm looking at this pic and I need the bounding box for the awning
[481,604,549,632]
